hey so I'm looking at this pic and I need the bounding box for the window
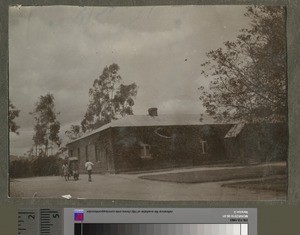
[200,140,208,154]
[77,148,80,162]
[141,144,151,159]
[70,149,73,158]
[95,144,99,162]
[85,145,89,161]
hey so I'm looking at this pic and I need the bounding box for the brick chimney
[148,107,158,117]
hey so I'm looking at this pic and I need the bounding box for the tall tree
[113,83,138,117]
[30,93,61,156]
[199,6,286,123]
[65,124,83,140]
[81,63,138,132]
[9,100,20,134]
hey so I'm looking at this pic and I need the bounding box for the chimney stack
[148,107,158,117]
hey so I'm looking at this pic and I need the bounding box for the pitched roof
[67,114,235,144]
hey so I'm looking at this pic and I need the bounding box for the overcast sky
[9,5,250,156]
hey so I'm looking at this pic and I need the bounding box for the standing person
[73,161,79,181]
[85,160,94,182]
[62,162,69,181]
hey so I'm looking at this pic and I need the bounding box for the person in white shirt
[85,160,94,182]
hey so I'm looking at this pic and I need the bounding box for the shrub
[10,158,33,178]
[10,155,62,178]
[31,155,62,176]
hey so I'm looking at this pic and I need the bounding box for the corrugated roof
[67,114,235,144]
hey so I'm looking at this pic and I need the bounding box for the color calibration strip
[74,224,248,235]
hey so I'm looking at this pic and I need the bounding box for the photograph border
[1,0,299,208]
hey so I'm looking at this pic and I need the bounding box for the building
[66,110,288,174]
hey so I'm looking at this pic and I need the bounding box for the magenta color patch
[74,212,84,221]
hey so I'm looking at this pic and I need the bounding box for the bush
[10,155,62,178]
[31,155,62,176]
[10,158,33,178]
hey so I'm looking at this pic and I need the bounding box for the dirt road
[10,163,286,201]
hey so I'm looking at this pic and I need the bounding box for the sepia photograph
[9,5,287,200]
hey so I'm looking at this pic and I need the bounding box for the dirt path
[10,170,286,201]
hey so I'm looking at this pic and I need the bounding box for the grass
[221,176,287,192]
[139,164,286,184]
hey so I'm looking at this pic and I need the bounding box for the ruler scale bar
[18,209,39,235]
[40,208,62,235]
[18,209,62,235]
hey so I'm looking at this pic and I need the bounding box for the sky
[9,5,250,156]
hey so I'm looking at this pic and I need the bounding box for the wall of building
[67,128,115,174]
[110,125,233,173]
[66,123,288,174]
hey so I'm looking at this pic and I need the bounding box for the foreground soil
[10,162,286,201]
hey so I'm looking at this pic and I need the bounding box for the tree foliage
[199,6,286,123]
[65,124,83,140]
[81,63,138,132]
[9,100,20,134]
[114,83,138,117]
[30,93,61,156]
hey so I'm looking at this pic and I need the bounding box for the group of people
[62,161,79,181]
[62,160,94,182]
